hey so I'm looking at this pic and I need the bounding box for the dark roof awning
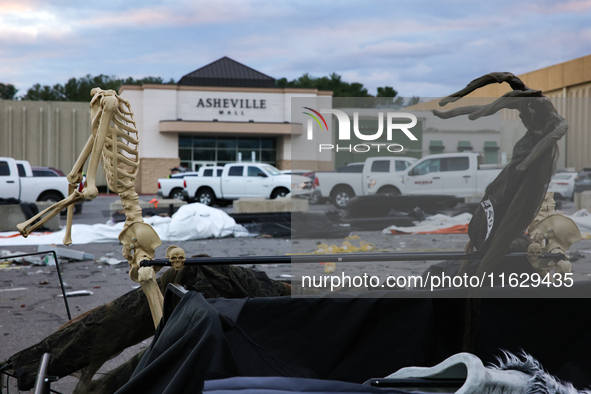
[178,57,276,88]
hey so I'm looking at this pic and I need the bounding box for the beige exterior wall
[119,84,334,194]
[0,99,109,188]
[277,160,335,171]
[138,158,181,194]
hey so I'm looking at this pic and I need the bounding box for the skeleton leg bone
[63,183,80,246]
[138,267,163,327]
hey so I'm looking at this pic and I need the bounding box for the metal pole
[6,251,71,320]
[141,251,566,267]
[33,353,51,394]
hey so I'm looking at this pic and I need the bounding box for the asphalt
[1,196,590,393]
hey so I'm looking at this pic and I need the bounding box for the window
[0,161,9,176]
[179,137,277,169]
[203,169,213,177]
[337,164,364,173]
[429,140,444,153]
[371,160,390,173]
[217,169,223,176]
[410,159,440,175]
[228,166,243,176]
[17,164,26,177]
[193,149,215,161]
[248,166,266,177]
[261,165,281,175]
[395,161,409,172]
[442,157,469,172]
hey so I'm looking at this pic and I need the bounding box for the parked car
[336,163,365,173]
[315,157,417,208]
[548,172,577,200]
[157,171,201,200]
[31,166,66,177]
[25,164,85,213]
[316,153,503,208]
[1,158,71,204]
[280,169,312,176]
[577,167,591,181]
[395,153,501,197]
[574,174,591,195]
[184,163,313,206]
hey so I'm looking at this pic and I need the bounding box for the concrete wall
[0,99,108,188]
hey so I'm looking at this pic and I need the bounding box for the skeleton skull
[166,245,186,270]
[527,243,543,271]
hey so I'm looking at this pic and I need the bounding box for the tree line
[1,73,419,106]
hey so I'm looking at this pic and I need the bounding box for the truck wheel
[196,189,216,206]
[308,193,320,204]
[331,188,353,208]
[39,192,63,203]
[170,188,184,200]
[377,186,400,195]
[39,192,66,215]
[271,188,289,199]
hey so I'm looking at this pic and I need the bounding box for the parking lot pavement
[2,196,590,392]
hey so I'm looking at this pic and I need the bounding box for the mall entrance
[179,136,277,171]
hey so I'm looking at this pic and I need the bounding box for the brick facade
[137,158,181,194]
[276,160,334,171]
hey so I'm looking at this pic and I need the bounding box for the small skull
[527,243,543,270]
[166,245,186,271]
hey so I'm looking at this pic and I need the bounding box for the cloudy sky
[2,0,591,98]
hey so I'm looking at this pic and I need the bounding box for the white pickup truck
[0,157,69,203]
[184,163,313,206]
[315,156,418,208]
[386,152,502,199]
[316,153,503,208]
[157,171,203,200]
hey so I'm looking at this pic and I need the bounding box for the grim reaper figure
[434,72,567,277]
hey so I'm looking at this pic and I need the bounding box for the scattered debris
[37,245,94,261]
[0,287,27,292]
[58,290,93,298]
[0,249,43,265]
[98,256,125,265]
[39,281,49,285]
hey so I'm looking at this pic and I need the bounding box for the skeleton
[166,245,186,271]
[529,214,581,281]
[16,88,165,328]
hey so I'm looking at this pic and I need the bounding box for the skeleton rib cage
[92,91,140,194]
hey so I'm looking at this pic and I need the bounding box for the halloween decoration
[16,88,164,328]
[434,72,568,277]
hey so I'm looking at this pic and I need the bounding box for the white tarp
[382,213,473,234]
[0,203,248,246]
[567,209,591,233]
[383,210,590,235]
